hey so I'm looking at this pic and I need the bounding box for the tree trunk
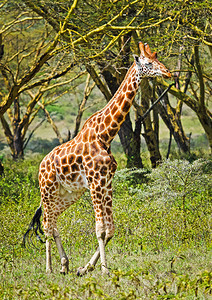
[151,84,160,147]
[197,109,212,151]
[118,114,143,168]
[139,79,162,168]
[194,45,212,152]
[12,98,24,159]
[157,87,190,153]
[0,100,24,159]
[0,160,4,176]
[13,126,24,159]
[157,78,212,153]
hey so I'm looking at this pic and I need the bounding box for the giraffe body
[24,42,171,275]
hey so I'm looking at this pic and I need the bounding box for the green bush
[0,157,40,205]
[0,157,211,299]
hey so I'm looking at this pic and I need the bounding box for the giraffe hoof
[60,271,66,275]
[60,267,68,275]
[60,257,69,275]
[102,267,110,276]
[77,270,82,277]
[77,267,86,277]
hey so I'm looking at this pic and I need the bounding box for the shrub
[0,157,211,299]
[143,159,212,245]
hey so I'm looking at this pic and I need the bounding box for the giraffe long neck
[97,62,141,145]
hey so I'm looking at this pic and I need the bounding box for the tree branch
[0,0,8,9]
[133,83,175,122]
[73,74,95,137]
[41,70,86,92]
[23,118,45,150]
[86,65,112,101]
[0,15,42,35]
[0,4,79,117]
[156,77,200,113]
[194,45,205,108]
[19,62,78,93]
[37,101,64,144]
[0,115,14,151]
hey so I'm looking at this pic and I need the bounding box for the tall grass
[0,157,211,299]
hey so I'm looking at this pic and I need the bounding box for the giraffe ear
[138,42,145,56]
[144,43,152,55]
[151,52,157,59]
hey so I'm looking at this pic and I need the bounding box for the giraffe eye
[145,62,152,68]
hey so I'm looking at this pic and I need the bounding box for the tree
[157,42,212,151]
[0,3,86,158]
[22,0,211,159]
[0,1,79,117]
[2,0,211,164]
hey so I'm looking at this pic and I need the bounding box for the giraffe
[23,42,171,276]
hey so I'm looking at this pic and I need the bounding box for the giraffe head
[133,42,171,79]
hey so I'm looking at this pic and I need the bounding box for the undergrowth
[0,157,211,299]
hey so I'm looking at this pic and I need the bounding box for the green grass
[0,157,211,299]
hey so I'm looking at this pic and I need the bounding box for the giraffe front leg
[77,235,113,276]
[95,187,115,275]
[77,181,115,276]
[77,193,108,275]
[77,229,109,276]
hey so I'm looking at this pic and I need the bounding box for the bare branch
[86,64,112,101]
[0,0,8,9]
[19,62,79,93]
[157,77,201,113]
[20,88,44,132]
[194,45,205,108]
[37,101,64,144]
[73,74,95,137]
[23,118,45,150]
[0,115,13,150]
[22,107,42,139]
[41,70,86,92]
[0,15,43,34]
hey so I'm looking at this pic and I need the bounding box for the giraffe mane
[79,62,136,132]
[102,62,136,109]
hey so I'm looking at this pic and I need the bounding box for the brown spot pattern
[37,49,169,259]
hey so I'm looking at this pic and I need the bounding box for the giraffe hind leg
[53,228,69,274]
[48,190,84,274]
[43,206,69,274]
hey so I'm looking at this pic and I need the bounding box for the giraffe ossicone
[23,42,171,275]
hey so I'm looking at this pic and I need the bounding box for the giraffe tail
[22,205,45,247]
